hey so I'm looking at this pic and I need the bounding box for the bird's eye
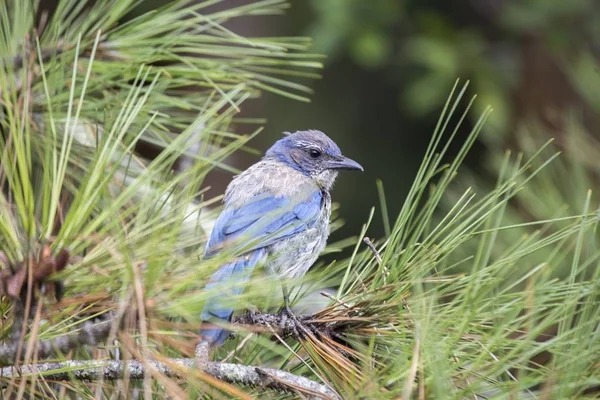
[308,148,322,158]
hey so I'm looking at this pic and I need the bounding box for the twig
[0,358,341,400]
[320,290,352,310]
[1,308,352,367]
[363,237,382,265]
[195,340,210,370]
[233,311,322,338]
[0,313,115,365]
[363,237,389,283]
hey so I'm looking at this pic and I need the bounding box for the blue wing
[205,189,323,258]
[200,248,266,345]
[200,188,322,346]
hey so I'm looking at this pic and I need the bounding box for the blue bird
[200,130,363,347]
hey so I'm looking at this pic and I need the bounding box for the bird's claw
[279,305,307,338]
[248,307,259,324]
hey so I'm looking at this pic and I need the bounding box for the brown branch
[233,311,309,336]
[364,236,391,285]
[363,237,382,265]
[0,358,340,400]
[0,306,352,367]
[232,310,345,340]
[0,314,115,365]
[1,299,360,399]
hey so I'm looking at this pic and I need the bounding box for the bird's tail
[200,249,265,346]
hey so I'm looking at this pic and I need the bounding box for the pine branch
[0,358,341,400]
[0,306,358,366]
[0,313,115,365]
[0,309,351,397]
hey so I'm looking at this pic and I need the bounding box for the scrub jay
[200,130,363,346]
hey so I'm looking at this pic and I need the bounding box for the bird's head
[264,130,363,190]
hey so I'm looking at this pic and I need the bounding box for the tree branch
[0,314,114,365]
[1,358,340,400]
[1,304,358,399]
[0,309,336,366]
[232,310,344,340]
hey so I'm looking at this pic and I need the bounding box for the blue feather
[200,189,322,346]
[205,189,322,256]
[200,249,265,346]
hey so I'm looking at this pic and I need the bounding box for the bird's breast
[267,194,331,279]
[225,161,317,206]
[224,160,332,279]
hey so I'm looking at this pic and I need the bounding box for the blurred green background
[241,0,600,244]
[118,0,600,246]
[228,0,599,248]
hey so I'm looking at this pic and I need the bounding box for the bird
[199,129,363,347]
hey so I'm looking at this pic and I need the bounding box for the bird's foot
[279,305,309,338]
[248,307,260,325]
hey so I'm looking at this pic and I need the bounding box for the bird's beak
[327,156,364,171]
